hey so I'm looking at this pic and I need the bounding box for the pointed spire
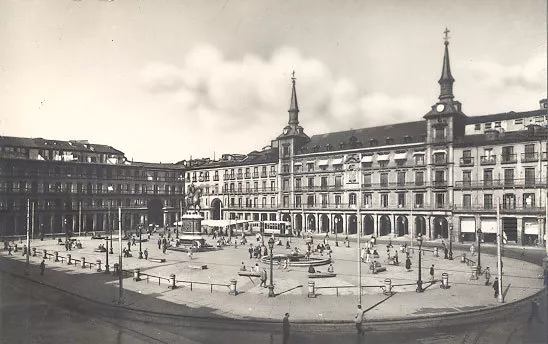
[438,28,455,101]
[288,70,299,125]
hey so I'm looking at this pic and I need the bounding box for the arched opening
[379,215,391,236]
[348,214,357,234]
[147,199,163,227]
[433,216,448,239]
[396,216,408,236]
[415,216,426,237]
[333,214,343,234]
[282,214,291,223]
[294,214,302,234]
[307,215,316,232]
[210,198,222,220]
[320,214,329,233]
[364,215,374,235]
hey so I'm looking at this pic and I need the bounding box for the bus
[248,221,293,237]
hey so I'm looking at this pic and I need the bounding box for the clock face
[436,104,445,112]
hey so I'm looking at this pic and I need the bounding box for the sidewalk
[0,234,545,323]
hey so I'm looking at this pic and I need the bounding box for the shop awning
[318,160,329,166]
[480,218,497,233]
[413,151,425,155]
[460,218,476,233]
[332,158,343,165]
[524,219,540,235]
[432,150,447,155]
[394,153,407,160]
[376,155,390,161]
[294,162,302,166]
[361,155,373,163]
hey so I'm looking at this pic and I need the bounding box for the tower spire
[288,70,299,125]
[438,28,455,101]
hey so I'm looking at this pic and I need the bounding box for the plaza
[1,231,544,323]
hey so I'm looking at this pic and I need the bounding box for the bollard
[461,253,466,263]
[113,263,119,275]
[133,268,141,281]
[32,247,37,257]
[229,278,237,295]
[470,265,478,280]
[168,274,177,289]
[67,254,72,265]
[441,272,449,289]
[383,278,392,295]
[43,249,47,259]
[81,257,86,268]
[54,251,59,262]
[434,247,439,257]
[96,259,102,272]
[308,280,316,298]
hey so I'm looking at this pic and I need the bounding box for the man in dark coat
[493,277,499,298]
[282,313,290,344]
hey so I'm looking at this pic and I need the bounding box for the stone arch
[210,198,222,220]
[348,214,357,234]
[147,199,163,226]
[282,214,291,222]
[364,215,374,235]
[415,216,426,237]
[396,216,408,236]
[433,216,448,239]
[320,214,330,233]
[294,214,302,234]
[379,215,391,236]
[306,214,316,232]
[333,214,343,234]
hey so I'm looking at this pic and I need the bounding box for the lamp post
[138,224,143,259]
[416,234,424,293]
[107,186,114,254]
[477,227,482,272]
[104,237,110,273]
[334,217,339,246]
[268,237,275,297]
[448,223,453,260]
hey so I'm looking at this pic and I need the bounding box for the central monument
[182,183,203,234]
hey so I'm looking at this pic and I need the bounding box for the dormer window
[339,142,345,149]
[403,135,412,143]
[326,144,332,151]
[369,139,378,147]
[386,137,394,145]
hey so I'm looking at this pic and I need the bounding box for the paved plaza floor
[1,232,545,322]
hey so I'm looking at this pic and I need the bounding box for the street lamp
[334,217,339,247]
[138,224,143,259]
[477,227,482,272]
[416,234,424,293]
[268,237,275,297]
[448,223,453,260]
[104,236,110,273]
[107,186,114,254]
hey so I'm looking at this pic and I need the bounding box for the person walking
[248,244,253,259]
[429,264,435,282]
[157,238,161,250]
[470,243,476,256]
[8,245,12,256]
[405,257,412,272]
[527,298,543,324]
[127,240,131,252]
[355,304,365,336]
[493,277,499,298]
[40,260,45,275]
[484,267,491,286]
[260,268,267,288]
[282,313,291,344]
[144,248,148,260]
[443,246,448,259]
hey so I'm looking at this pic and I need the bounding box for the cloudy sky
[0,0,546,163]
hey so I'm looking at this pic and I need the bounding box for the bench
[189,264,207,270]
[308,272,336,278]
[149,257,166,263]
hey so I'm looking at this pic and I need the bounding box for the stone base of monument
[182,213,203,234]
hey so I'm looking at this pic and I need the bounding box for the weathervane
[291,70,296,80]
[443,27,451,43]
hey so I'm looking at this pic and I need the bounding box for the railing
[521,152,538,162]
[260,172,267,178]
[454,178,546,189]
[453,204,546,213]
[459,157,474,167]
[269,171,277,177]
[480,156,496,165]
[500,154,517,164]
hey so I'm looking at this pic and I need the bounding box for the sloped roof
[300,120,426,154]
[465,109,546,125]
[182,147,278,170]
[0,136,125,155]
[0,136,39,148]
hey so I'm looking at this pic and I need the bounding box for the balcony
[244,173,251,179]
[480,156,496,165]
[459,157,474,167]
[269,171,277,177]
[521,152,538,163]
[454,178,546,189]
[252,172,259,178]
[432,180,447,187]
[433,157,447,165]
[213,175,219,181]
[500,154,517,164]
[260,172,267,178]
[236,173,243,179]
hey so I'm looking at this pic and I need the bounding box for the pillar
[517,217,523,246]
[49,215,54,234]
[92,214,97,231]
[130,213,135,231]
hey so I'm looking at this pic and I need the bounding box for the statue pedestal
[182,213,203,234]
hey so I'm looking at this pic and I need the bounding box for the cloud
[137,44,428,156]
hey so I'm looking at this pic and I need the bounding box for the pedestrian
[355,304,365,336]
[162,244,167,254]
[132,237,136,246]
[144,248,148,260]
[8,245,12,255]
[484,267,491,286]
[394,250,399,265]
[405,257,412,271]
[157,238,161,250]
[527,298,543,324]
[260,268,267,288]
[429,264,435,282]
[282,312,290,344]
[444,246,448,259]
[188,248,193,260]
[493,277,499,298]
[248,244,253,259]
[40,260,45,275]
[470,244,476,256]
[127,241,131,252]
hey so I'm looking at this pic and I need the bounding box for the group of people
[248,243,268,259]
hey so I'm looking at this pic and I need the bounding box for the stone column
[516,217,523,246]
[92,214,97,231]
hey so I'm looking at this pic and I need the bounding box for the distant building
[183,34,548,246]
[0,138,185,237]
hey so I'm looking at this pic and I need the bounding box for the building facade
[0,138,185,237]
[182,36,547,246]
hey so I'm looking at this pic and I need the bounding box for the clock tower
[424,28,467,143]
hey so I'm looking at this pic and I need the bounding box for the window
[364,193,372,208]
[307,163,314,172]
[397,172,406,186]
[485,123,492,129]
[397,193,405,207]
[414,154,425,166]
[461,171,471,186]
[282,196,288,207]
[462,150,472,164]
[435,193,445,208]
[484,194,493,209]
[363,173,372,187]
[308,177,314,188]
[504,169,514,186]
[349,193,357,206]
[463,194,471,208]
[321,194,328,207]
[295,178,301,190]
[434,170,445,185]
[270,197,276,207]
[282,145,290,157]
[502,146,514,162]
[523,193,535,208]
[381,194,389,208]
[295,195,301,208]
[307,195,314,206]
[282,164,290,173]
[415,171,424,186]
[483,169,493,186]
[270,181,275,191]
[474,123,481,130]
[415,193,424,208]
[514,119,523,125]
[380,173,388,187]
[335,195,342,206]
[503,194,515,209]
[321,176,328,188]
[435,127,445,140]
[524,168,535,186]
[335,176,342,187]
[494,121,501,128]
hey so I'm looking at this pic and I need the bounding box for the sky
[0,0,546,163]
